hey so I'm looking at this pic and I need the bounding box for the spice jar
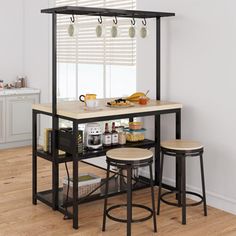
[118,131,126,145]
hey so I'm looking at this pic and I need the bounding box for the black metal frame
[32,6,179,230]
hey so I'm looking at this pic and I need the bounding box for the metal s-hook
[142,18,147,26]
[131,18,136,25]
[98,15,102,24]
[113,16,118,25]
[70,14,75,23]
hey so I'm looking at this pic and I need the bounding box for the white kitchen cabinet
[0,88,40,148]
[5,94,39,142]
[0,97,6,143]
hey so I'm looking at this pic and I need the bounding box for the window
[55,0,136,100]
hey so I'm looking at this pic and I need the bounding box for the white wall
[137,0,236,214]
[23,0,51,103]
[23,0,53,140]
[0,0,24,83]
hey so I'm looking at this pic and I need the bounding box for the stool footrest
[160,191,203,207]
[106,203,153,223]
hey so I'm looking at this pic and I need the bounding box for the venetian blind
[56,0,136,66]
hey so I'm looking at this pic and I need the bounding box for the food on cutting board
[107,98,132,107]
[126,92,150,103]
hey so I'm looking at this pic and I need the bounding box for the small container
[129,122,143,130]
[63,173,101,199]
[139,96,148,105]
[0,80,3,91]
[118,131,126,145]
[126,130,145,142]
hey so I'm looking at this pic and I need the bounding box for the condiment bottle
[103,123,111,146]
[111,122,119,145]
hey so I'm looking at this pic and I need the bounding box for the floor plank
[0,146,236,236]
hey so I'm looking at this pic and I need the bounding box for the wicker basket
[63,173,101,199]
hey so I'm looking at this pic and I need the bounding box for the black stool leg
[149,163,157,232]
[157,152,164,215]
[102,162,110,231]
[176,155,182,207]
[127,165,132,236]
[181,156,186,225]
[200,154,207,216]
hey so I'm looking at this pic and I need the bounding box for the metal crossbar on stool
[102,148,157,236]
[157,140,207,225]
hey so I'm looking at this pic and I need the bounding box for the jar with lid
[118,130,126,145]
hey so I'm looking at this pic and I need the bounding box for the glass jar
[118,131,126,145]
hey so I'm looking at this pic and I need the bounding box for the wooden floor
[1,147,236,236]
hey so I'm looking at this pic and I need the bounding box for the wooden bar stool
[157,140,207,225]
[102,148,157,236]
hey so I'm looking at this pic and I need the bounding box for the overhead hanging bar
[41,6,175,18]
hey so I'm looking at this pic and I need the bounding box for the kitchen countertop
[33,99,182,120]
[0,88,40,96]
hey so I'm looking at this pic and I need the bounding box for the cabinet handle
[17,96,26,100]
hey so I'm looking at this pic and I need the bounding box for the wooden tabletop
[32,99,182,120]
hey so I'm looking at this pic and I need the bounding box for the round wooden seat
[106,148,153,161]
[161,140,203,151]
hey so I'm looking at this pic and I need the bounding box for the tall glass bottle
[111,122,118,145]
[103,123,111,146]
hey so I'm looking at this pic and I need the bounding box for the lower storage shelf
[37,176,150,216]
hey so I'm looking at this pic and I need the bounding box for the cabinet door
[0,97,5,143]
[6,94,39,142]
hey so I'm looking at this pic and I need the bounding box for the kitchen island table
[32,99,182,229]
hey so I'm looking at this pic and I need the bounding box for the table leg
[52,116,59,210]
[52,162,59,210]
[73,121,79,229]
[32,110,37,205]
[155,114,161,186]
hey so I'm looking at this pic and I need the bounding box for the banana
[126,92,147,102]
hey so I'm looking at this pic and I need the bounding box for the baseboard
[162,176,236,216]
[0,140,32,149]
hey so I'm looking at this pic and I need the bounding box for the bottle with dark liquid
[103,123,111,146]
[111,122,119,145]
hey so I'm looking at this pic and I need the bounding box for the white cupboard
[0,89,40,148]
[0,97,6,143]
[6,94,39,142]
